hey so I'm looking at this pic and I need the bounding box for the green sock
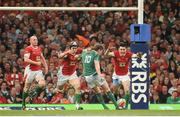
[123,93,130,109]
[107,91,119,108]
[96,93,109,109]
[74,93,81,104]
[22,92,28,107]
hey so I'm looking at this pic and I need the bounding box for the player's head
[30,35,38,46]
[70,41,78,53]
[93,44,104,55]
[118,42,127,56]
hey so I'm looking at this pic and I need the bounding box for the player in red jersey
[105,42,141,109]
[56,41,83,110]
[22,35,48,110]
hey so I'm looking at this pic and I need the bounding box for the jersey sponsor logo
[70,62,76,66]
[119,62,126,67]
[36,56,41,61]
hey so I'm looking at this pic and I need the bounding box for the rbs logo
[131,54,147,103]
[130,45,149,109]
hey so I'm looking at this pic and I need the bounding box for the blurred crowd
[0,0,179,104]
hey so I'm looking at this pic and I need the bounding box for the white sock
[76,103,80,109]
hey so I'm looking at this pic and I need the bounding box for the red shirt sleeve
[66,53,71,59]
[24,47,31,54]
[127,51,133,58]
[77,48,83,54]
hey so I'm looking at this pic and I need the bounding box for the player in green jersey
[81,44,120,110]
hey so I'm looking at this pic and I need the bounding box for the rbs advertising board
[130,43,149,109]
[130,24,151,109]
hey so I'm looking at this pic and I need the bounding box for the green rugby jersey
[81,50,100,76]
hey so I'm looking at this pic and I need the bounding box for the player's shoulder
[24,46,32,52]
[92,50,100,58]
[92,50,97,54]
[38,46,42,51]
[125,51,133,58]
[126,50,133,55]
[25,45,32,49]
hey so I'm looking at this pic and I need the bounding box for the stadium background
[0,0,179,112]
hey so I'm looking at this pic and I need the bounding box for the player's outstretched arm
[104,47,115,57]
[24,53,41,66]
[75,54,82,61]
[58,49,72,58]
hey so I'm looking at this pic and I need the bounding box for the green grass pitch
[0,104,180,116]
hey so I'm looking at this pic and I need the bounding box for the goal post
[0,0,150,110]
[0,0,144,24]
[0,7,138,11]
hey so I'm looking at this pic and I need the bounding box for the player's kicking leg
[93,86,109,110]
[85,75,109,110]
[92,74,120,110]
[101,80,120,110]
[69,77,83,110]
